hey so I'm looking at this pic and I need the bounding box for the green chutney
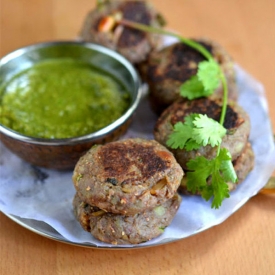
[0,58,130,139]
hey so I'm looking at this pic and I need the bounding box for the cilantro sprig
[167,114,227,150]
[186,149,236,208]
[117,18,229,127]
[167,113,237,208]
[109,17,237,208]
[180,60,220,99]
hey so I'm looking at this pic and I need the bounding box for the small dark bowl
[0,41,142,170]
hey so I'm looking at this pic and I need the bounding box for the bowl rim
[0,40,142,146]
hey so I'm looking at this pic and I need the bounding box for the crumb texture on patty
[138,38,237,114]
[72,138,183,215]
[73,192,181,245]
[80,0,165,63]
[154,97,251,169]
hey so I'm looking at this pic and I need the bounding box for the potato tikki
[72,138,183,244]
[140,38,237,114]
[80,0,166,64]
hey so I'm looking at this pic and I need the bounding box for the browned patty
[233,141,255,185]
[178,141,255,194]
[138,38,237,114]
[80,0,165,63]
[73,192,181,245]
[72,138,183,215]
[154,97,251,169]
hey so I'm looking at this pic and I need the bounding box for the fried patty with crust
[139,38,237,114]
[80,0,165,64]
[178,141,255,194]
[72,138,183,215]
[73,192,181,245]
[154,97,251,169]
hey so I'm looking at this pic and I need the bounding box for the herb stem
[119,19,213,60]
[119,18,229,156]
[215,66,228,156]
[219,71,228,126]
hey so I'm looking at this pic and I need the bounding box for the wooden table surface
[0,0,274,274]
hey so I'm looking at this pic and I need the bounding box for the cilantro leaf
[197,60,220,93]
[219,149,238,183]
[186,148,237,208]
[209,170,230,208]
[192,114,227,147]
[186,156,210,193]
[166,114,202,150]
[184,139,202,151]
[180,75,206,100]
[166,121,194,149]
[167,113,226,151]
[179,60,221,100]
[184,113,199,126]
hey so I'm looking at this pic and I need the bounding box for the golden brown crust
[154,97,251,169]
[79,0,165,64]
[98,140,174,183]
[164,97,243,130]
[139,37,238,114]
[73,192,182,245]
[72,138,183,215]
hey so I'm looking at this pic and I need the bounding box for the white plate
[0,64,275,249]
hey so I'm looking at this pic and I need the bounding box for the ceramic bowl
[0,41,142,170]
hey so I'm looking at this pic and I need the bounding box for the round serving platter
[1,65,275,249]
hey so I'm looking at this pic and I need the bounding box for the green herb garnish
[186,149,236,208]
[166,112,237,208]
[180,59,221,99]
[167,113,227,150]
[106,16,238,208]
